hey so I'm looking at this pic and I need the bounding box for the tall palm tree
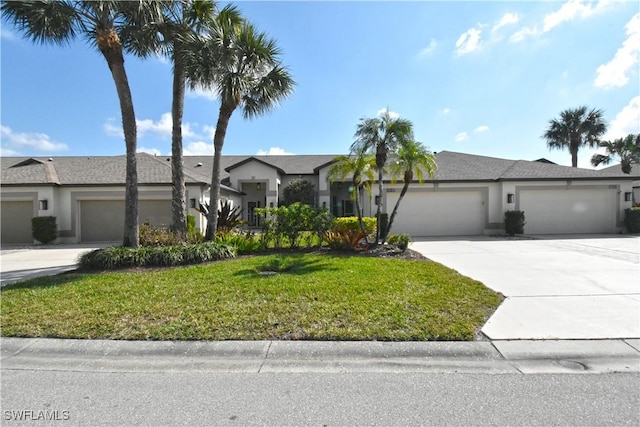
[385,140,437,241]
[542,106,608,168]
[1,0,154,247]
[327,151,376,236]
[124,0,221,240]
[184,16,295,240]
[591,134,640,174]
[350,111,414,242]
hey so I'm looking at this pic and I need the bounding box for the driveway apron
[410,236,640,340]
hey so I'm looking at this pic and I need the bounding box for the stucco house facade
[1,151,637,244]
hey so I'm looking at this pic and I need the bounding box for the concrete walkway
[410,235,640,340]
[0,244,108,285]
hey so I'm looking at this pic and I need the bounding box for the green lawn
[0,254,501,341]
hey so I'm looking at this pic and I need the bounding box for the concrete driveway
[410,235,640,340]
[0,244,109,286]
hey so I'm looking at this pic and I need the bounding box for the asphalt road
[2,370,638,426]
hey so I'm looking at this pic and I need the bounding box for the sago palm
[542,106,607,168]
[591,134,640,174]
[351,111,414,242]
[184,16,295,240]
[386,140,437,240]
[327,151,376,237]
[1,0,157,247]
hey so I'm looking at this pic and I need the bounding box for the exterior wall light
[39,200,48,210]
[507,194,514,204]
[257,183,261,190]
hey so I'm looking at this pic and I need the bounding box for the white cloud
[493,13,519,32]
[0,125,68,154]
[511,0,610,43]
[442,107,451,115]
[594,13,640,89]
[184,141,214,156]
[256,147,294,156]
[456,27,482,55]
[474,125,490,133]
[604,96,640,140]
[137,146,162,156]
[419,39,438,56]
[0,27,16,41]
[203,125,216,139]
[377,108,400,120]
[104,113,198,139]
[455,132,469,142]
[0,146,22,156]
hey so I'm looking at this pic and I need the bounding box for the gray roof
[1,151,634,187]
[601,163,640,178]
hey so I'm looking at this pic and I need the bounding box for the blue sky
[1,0,639,169]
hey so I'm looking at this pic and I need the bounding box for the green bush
[624,207,640,233]
[216,231,263,254]
[324,230,368,251]
[31,216,58,244]
[332,216,376,235]
[283,179,315,206]
[78,242,236,270]
[387,233,410,252]
[256,203,331,249]
[504,210,526,236]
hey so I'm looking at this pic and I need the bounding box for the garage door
[519,188,616,234]
[386,190,485,237]
[80,200,172,242]
[1,201,34,244]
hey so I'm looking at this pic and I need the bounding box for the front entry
[247,201,261,227]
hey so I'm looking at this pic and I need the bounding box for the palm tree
[542,106,608,168]
[327,150,376,237]
[350,111,414,242]
[1,0,155,247]
[123,0,221,241]
[591,134,640,174]
[184,16,295,240]
[385,140,437,241]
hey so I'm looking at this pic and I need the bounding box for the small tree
[591,134,640,174]
[32,216,58,244]
[283,179,315,206]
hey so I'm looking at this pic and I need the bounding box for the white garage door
[519,188,616,234]
[80,200,172,242]
[386,190,485,237]
[1,201,34,244]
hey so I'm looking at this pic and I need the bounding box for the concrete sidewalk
[0,244,107,285]
[2,337,639,374]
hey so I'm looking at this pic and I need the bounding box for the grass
[0,254,502,341]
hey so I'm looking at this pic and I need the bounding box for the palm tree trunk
[375,167,383,243]
[171,53,187,240]
[353,181,369,244]
[386,181,410,240]
[98,30,139,247]
[205,105,234,240]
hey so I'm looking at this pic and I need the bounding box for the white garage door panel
[80,200,171,242]
[1,201,34,244]
[519,188,616,234]
[387,191,484,237]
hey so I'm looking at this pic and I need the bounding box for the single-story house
[1,151,637,244]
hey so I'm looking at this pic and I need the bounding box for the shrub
[78,242,236,270]
[140,221,182,247]
[332,216,376,235]
[324,230,368,251]
[31,216,58,244]
[504,210,526,236]
[216,231,262,254]
[256,203,330,249]
[283,179,315,206]
[387,233,410,252]
[624,207,640,233]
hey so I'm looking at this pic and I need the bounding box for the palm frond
[1,0,79,45]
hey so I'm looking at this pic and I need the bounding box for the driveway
[0,244,109,286]
[410,235,640,340]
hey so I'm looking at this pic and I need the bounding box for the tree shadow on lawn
[234,254,338,277]
[0,272,87,291]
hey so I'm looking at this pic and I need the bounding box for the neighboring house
[601,163,640,203]
[1,151,636,244]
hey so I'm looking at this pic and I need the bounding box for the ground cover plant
[0,254,501,341]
